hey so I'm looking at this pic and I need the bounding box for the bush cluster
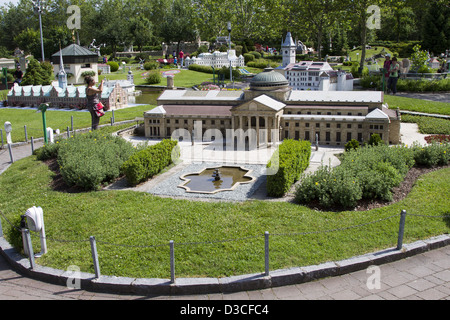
[411,142,450,167]
[121,139,179,186]
[144,61,159,70]
[360,75,450,92]
[188,64,214,74]
[107,61,120,72]
[295,144,416,208]
[267,139,311,197]
[145,70,162,84]
[247,59,279,69]
[57,131,135,191]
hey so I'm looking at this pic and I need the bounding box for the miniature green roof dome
[250,67,289,91]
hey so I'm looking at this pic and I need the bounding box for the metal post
[112,110,115,123]
[71,116,74,131]
[31,137,34,154]
[42,109,47,144]
[24,229,35,269]
[170,240,175,283]
[397,210,407,250]
[7,143,14,163]
[67,126,70,138]
[90,236,101,278]
[264,231,269,276]
[1,129,3,148]
[0,215,3,237]
[37,0,45,62]
[24,125,28,142]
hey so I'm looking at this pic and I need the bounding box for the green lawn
[0,153,448,279]
[347,46,396,63]
[0,104,154,143]
[384,95,450,115]
[100,67,221,88]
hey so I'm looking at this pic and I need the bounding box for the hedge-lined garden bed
[33,131,179,191]
[295,143,450,210]
[34,131,136,191]
[266,139,311,197]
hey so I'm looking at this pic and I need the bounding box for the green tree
[160,0,197,54]
[21,58,53,85]
[421,1,450,54]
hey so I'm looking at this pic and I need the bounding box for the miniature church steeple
[282,32,296,68]
[58,44,67,89]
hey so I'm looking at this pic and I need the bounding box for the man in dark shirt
[13,66,23,84]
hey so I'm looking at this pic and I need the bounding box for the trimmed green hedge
[267,139,311,197]
[56,131,135,191]
[121,139,179,186]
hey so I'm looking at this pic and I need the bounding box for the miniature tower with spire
[57,44,67,90]
[281,32,296,68]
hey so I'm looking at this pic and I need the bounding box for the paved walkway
[394,92,450,104]
[1,245,448,300]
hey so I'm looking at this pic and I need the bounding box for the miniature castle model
[184,50,245,69]
[6,44,127,110]
[276,32,353,91]
[144,67,400,146]
[6,82,128,110]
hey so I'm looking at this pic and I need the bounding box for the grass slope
[0,156,448,279]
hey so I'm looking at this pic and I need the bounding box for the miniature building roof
[253,94,286,111]
[8,84,114,99]
[285,61,333,72]
[282,32,295,47]
[157,89,243,102]
[147,105,232,117]
[51,44,98,64]
[365,108,390,120]
[250,67,289,90]
[288,91,383,104]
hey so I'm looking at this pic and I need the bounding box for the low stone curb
[1,234,448,296]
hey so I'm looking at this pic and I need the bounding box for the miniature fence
[1,210,449,283]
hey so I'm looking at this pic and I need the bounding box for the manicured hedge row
[266,139,311,197]
[121,139,179,186]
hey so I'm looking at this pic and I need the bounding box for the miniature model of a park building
[144,67,401,146]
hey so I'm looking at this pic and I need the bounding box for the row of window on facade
[147,125,383,144]
[150,118,385,131]
[285,130,383,143]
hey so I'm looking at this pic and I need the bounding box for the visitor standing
[179,50,184,67]
[85,76,104,130]
[387,57,400,95]
[13,66,23,84]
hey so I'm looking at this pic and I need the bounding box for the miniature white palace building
[276,32,354,91]
[184,50,245,69]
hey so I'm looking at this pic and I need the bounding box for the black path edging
[1,234,449,296]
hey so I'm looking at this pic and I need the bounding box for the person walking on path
[85,76,104,130]
[387,57,400,95]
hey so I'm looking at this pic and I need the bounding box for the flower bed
[425,134,450,144]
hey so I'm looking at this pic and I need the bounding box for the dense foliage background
[0,0,448,62]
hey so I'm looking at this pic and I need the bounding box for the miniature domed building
[249,67,289,91]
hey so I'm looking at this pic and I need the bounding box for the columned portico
[230,94,285,148]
